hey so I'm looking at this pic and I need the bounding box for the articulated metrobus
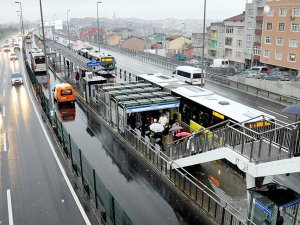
[137,73,275,130]
[87,51,116,71]
[173,66,206,85]
[30,51,46,73]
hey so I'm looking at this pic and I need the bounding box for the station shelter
[248,183,300,225]
[95,82,180,133]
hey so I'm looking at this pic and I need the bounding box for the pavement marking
[2,106,5,117]
[3,133,7,152]
[3,89,5,97]
[4,78,6,84]
[7,189,14,225]
[258,106,289,119]
[23,58,91,225]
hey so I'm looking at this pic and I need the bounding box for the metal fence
[23,44,133,225]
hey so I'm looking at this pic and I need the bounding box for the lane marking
[7,189,14,225]
[258,106,289,118]
[3,89,5,97]
[22,53,91,225]
[3,133,7,152]
[3,106,5,117]
[4,78,6,84]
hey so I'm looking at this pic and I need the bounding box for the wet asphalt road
[0,40,89,225]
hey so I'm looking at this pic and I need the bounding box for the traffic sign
[87,60,101,67]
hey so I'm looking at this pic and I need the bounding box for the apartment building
[223,12,246,68]
[191,32,209,59]
[261,0,300,76]
[207,22,225,59]
[244,0,266,68]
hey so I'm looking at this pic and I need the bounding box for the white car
[9,53,18,60]
[11,73,23,85]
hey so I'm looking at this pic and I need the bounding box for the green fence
[23,45,133,225]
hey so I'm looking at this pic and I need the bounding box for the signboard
[127,101,180,113]
[87,60,101,67]
[253,199,272,216]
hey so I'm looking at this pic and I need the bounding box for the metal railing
[23,43,133,225]
[166,116,300,164]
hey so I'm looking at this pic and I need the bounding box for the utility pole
[201,0,207,86]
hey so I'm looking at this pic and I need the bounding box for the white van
[173,66,206,85]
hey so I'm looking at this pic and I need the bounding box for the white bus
[30,51,46,73]
[173,66,206,85]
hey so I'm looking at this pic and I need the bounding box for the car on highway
[26,39,32,44]
[13,43,21,51]
[239,70,258,78]
[11,73,23,85]
[3,43,10,52]
[9,53,18,60]
[250,66,270,79]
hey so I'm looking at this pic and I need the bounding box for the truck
[210,58,229,67]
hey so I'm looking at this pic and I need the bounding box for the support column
[70,62,74,78]
[59,54,62,71]
[246,173,256,203]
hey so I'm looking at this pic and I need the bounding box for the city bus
[87,52,116,71]
[137,73,275,130]
[30,51,46,73]
[173,66,206,85]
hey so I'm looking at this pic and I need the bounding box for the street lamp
[201,0,207,86]
[67,9,71,47]
[14,1,24,36]
[16,11,22,34]
[39,0,54,123]
[97,1,102,53]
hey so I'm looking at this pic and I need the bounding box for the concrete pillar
[246,173,256,203]
[59,54,62,71]
[70,62,74,78]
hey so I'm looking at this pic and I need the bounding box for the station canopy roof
[98,82,180,113]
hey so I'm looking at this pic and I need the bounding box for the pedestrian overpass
[166,117,300,188]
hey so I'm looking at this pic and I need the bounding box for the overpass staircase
[166,117,300,177]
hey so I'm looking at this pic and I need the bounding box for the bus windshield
[34,56,45,64]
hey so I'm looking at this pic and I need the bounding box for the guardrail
[23,43,133,225]
[53,32,300,107]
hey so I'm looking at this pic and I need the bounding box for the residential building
[207,22,225,59]
[107,33,122,46]
[121,36,145,52]
[163,35,192,58]
[244,0,266,68]
[223,12,246,68]
[112,28,133,40]
[191,32,209,59]
[79,28,106,42]
[261,0,300,76]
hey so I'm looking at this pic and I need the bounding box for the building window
[267,8,274,17]
[226,27,233,33]
[278,23,285,31]
[246,47,252,54]
[279,8,287,17]
[265,36,272,44]
[264,50,270,58]
[237,27,243,35]
[236,40,242,47]
[277,37,284,46]
[248,9,254,16]
[253,47,261,55]
[247,22,253,29]
[236,51,242,59]
[288,53,297,62]
[291,23,300,32]
[275,52,282,60]
[294,8,300,17]
[225,37,233,45]
[266,22,273,31]
[289,38,299,48]
[247,34,253,42]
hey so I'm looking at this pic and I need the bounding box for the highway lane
[0,41,90,225]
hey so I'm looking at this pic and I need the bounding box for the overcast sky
[3,0,247,23]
